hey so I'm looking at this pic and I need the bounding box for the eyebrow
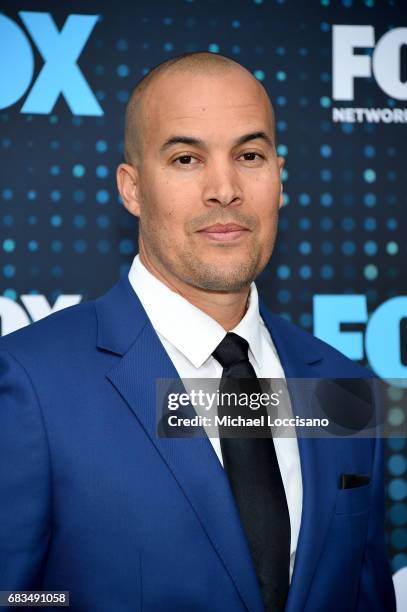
[160,131,274,153]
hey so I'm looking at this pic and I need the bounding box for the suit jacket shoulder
[0,299,96,366]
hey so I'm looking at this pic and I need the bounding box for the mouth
[197,223,250,242]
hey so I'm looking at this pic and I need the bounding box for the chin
[189,264,259,292]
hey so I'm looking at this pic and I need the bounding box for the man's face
[123,68,284,292]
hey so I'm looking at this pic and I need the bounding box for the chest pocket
[335,482,372,515]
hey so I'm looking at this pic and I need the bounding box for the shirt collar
[128,254,264,370]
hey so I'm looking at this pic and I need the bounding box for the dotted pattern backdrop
[1,0,406,574]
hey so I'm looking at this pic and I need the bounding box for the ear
[277,156,285,209]
[116,163,141,217]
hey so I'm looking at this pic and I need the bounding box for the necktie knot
[212,332,250,369]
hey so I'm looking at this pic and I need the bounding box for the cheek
[155,177,198,224]
[144,187,190,238]
[245,167,280,201]
[247,180,280,223]
[250,189,280,245]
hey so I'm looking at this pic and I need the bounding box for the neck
[139,250,250,331]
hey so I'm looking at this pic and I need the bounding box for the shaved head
[124,51,276,165]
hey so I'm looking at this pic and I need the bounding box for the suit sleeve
[0,350,52,590]
[356,380,396,611]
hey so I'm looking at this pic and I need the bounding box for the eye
[239,152,264,162]
[174,155,199,165]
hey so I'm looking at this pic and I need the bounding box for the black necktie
[212,332,291,612]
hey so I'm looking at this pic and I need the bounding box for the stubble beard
[146,231,268,292]
[174,247,264,292]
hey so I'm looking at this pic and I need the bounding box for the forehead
[141,69,274,143]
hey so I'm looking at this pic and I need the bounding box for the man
[0,52,396,611]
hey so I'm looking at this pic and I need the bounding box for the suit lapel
[259,303,339,612]
[96,278,264,612]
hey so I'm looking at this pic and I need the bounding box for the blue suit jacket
[0,276,396,611]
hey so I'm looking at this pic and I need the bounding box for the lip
[200,223,247,232]
[197,223,249,242]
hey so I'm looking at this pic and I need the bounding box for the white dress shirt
[128,254,303,582]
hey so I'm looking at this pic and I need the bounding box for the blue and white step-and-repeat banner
[0,0,406,606]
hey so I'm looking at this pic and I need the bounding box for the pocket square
[340,473,371,489]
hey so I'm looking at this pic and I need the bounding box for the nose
[202,159,243,208]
